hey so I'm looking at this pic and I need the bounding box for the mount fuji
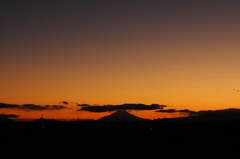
[97,110,150,122]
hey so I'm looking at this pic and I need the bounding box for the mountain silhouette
[97,110,150,122]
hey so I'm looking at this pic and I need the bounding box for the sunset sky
[1,0,240,120]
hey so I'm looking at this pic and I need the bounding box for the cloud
[77,104,91,107]
[155,109,176,113]
[0,113,20,119]
[0,103,19,108]
[178,109,197,114]
[0,103,67,111]
[21,104,50,110]
[233,89,239,92]
[155,109,197,114]
[156,108,240,121]
[61,101,69,105]
[77,103,167,112]
[21,104,67,111]
[197,108,240,116]
[0,113,20,122]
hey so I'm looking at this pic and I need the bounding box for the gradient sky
[1,0,240,120]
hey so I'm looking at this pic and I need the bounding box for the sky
[1,0,240,120]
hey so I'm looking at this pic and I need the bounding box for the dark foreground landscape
[1,120,240,158]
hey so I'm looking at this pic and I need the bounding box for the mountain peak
[97,110,149,122]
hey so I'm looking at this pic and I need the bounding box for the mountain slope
[97,110,150,122]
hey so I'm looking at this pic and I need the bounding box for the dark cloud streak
[78,103,167,112]
[0,103,19,108]
[0,113,20,119]
[156,109,197,114]
[178,109,197,114]
[77,104,91,107]
[156,108,240,118]
[0,103,67,111]
[155,109,176,113]
[61,101,69,105]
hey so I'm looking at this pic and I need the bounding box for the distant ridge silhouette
[0,118,15,122]
[97,110,150,122]
[34,117,47,122]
